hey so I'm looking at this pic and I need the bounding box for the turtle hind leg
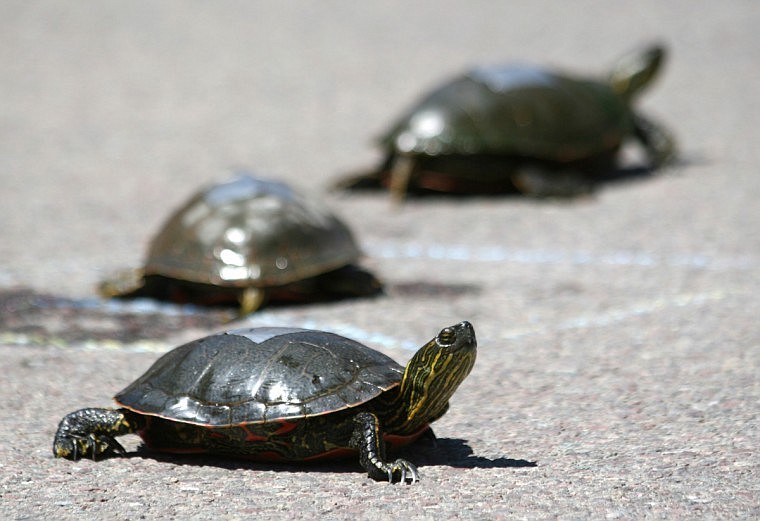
[53,408,145,460]
[98,268,147,299]
[350,412,419,484]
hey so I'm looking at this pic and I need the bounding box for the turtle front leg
[388,154,416,203]
[350,412,419,484]
[632,113,677,168]
[53,408,144,460]
[238,287,266,316]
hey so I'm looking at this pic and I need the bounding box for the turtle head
[395,321,477,432]
[608,43,666,101]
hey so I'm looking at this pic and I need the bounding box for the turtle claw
[387,458,419,485]
[54,433,125,461]
[88,433,127,460]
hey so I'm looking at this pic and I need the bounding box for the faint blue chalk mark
[243,290,747,350]
[497,289,742,340]
[237,313,419,351]
[366,242,756,270]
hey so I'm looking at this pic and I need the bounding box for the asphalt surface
[1,1,758,519]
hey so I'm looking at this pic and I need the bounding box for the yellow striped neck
[383,333,476,435]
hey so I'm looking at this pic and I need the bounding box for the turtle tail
[608,43,666,102]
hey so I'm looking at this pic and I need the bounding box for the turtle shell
[144,175,361,289]
[114,327,404,426]
[382,64,631,162]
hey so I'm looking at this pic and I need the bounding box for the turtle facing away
[100,174,381,314]
[336,43,676,199]
[53,322,477,484]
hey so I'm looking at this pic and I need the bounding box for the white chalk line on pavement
[1,288,747,353]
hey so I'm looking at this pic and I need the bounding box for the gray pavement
[1,1,758,519]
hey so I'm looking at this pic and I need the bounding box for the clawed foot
[52,408,140,461]
[351,412,422,484]
[54,432,126,460]
[385,458,419,484]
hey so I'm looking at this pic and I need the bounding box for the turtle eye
[438,327,456,346]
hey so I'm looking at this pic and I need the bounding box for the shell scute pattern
[115,328,403,427]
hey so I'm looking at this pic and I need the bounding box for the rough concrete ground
[1,1,758,519]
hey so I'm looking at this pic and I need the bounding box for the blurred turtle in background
[100,175,381,314]
[336,43,676,199]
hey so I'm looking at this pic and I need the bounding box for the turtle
[53,321,477,484]
[335,43,676,199]
[99,174,381,314]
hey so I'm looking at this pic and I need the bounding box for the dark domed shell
[382,64,631,161]
[144,175,361,288]
[114,327,404,426]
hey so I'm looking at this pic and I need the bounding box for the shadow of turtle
[126,435,535,474]
[400,436,537,470]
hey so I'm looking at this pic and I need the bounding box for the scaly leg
[388,154,416,203]
[633,113,677,168]
[350,412,419,484]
